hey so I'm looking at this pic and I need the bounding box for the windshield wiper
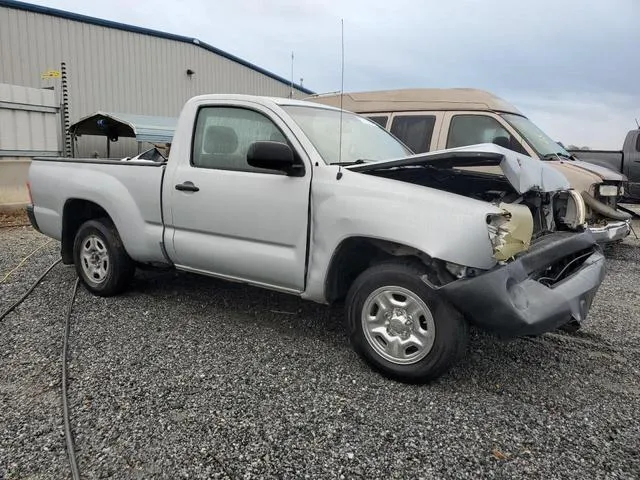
[330,159,369,166]
[541,152,572,160]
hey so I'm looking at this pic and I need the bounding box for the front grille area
[532,247,595,287]
[597,192,618,209]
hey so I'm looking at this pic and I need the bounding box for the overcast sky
[32,0,639,148]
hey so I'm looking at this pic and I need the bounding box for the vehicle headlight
[599,184,619,196]
[565,189,586,229]
[486,203,534,261]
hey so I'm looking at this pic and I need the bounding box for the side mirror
[247,141,297,174]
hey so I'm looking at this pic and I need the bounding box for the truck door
[626,132,640,198]
[164,102,312,293]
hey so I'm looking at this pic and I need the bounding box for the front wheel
[73,218,135,296]
[346,260,468,383]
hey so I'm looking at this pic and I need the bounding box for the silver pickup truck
[27,94,606,383]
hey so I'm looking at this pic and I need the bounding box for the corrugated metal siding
[0,82,60,155]
[0,5,308,157]
[0,83,60,206]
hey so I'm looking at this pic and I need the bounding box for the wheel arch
[61,199,119,264]
[323,236,454,305]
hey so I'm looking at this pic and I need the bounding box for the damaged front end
[486,188,587,262]
[440,230,604,336]
[486,204,534,261]
[351,143,590,263]
[452,176,604,336]
[348,143,606,335]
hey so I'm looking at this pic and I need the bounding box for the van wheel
[346,260,467,383]
[73,218,135,296]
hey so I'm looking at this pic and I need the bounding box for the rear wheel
[73,218,135,296]
[346,260,468,383]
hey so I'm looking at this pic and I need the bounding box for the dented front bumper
[588,220,631,244]
[439,231,605,337]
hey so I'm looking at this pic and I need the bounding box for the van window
[447,115,528,155]
[367,116,388,128]
[390,115,436,153]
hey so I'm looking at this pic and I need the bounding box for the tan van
[306,88,631,243]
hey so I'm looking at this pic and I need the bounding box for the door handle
[175,181,199,192]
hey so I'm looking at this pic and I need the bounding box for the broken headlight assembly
[486,203,534,261]
[565,189,586,228]
[553,189,587,230]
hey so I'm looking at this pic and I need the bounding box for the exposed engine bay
[346,144,592,264]
[352,148,588,263]
[365,165,584,236]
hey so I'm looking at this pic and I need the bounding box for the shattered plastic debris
[491,203,534,261]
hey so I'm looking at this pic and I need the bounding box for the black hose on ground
[0,259,61,321]
[63,277,81,480]
[0,258,81,480]
[1,258,236,479]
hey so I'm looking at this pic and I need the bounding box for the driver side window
[191,106,298,173]
[447,114,528,155]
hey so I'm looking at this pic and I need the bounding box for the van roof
[305,88,523,115]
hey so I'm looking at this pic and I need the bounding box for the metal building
[0,0,313,159]
[0,82,59,208]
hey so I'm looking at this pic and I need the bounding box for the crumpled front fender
[302,167,503,303]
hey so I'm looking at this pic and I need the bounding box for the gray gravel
[1,225,639,479]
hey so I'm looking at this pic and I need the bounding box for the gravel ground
[1,224,639,479]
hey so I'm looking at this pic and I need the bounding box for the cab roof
[304,88,524,115]
[186,93,344,112]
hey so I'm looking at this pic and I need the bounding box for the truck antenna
[635,118,639,129]
[337,18,345,180]
[289,51,294,99]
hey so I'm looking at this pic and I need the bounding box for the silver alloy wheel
[80,234,110,284]
[361,286,436,365]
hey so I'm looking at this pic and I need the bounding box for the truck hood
[541,159,627,195]
[554,158,627,182]
[346,143,570,194]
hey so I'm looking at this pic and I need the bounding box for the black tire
[73,218,135,296]
[346,260,468,383]
[558,320,582,334]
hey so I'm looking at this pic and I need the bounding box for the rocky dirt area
[1,223,639,479]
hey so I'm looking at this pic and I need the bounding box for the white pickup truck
[27,94,606,382]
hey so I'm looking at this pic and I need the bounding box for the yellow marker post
[41,69,61,79]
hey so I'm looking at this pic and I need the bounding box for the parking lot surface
[1,224,639,479]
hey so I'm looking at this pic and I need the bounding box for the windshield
[502,113,571,159]
[282,105,412,164]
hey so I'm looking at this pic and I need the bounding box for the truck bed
[29,157,168,264]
